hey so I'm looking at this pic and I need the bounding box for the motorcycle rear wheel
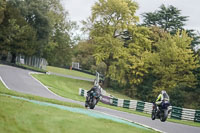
[151,110,156,120]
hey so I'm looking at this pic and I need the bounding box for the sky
[61,0,200,32]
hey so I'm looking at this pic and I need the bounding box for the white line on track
[93,109,165,133]
[0,76,11,90]
[29,72,65,99]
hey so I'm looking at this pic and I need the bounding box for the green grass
[0,95,156,133]
[47,66,96,79]
[46,66,132,100]
[105,88,132,100]
[33,74,93,101]
[32,74,200,127]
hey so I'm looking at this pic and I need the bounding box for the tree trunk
[11,52,16,63]
[1,55,7,61]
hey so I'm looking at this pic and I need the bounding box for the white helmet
[161,90,166,94]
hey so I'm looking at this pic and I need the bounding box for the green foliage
[152,31,199,93]
[186,29,200,48]
[45,29,73,67]
[0,0,6,24]
[0,2,37,62]
[0,0,76,66]
[83,0,139,86]
[142,4,200,47]
[168,87,185,107]
[142,4,188,34]
[126,26,153,85]
[73,41,96,70]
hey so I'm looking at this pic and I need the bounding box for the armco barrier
[123,100,130,108]
[194,110,200,122]
[118,99,124,107]
[79,88,200,122]
[136,101,145,112]
[129,100,137,109]
[181,108,195,121]
[144,102,152,114]
[171,106,182,120]
[112,98,118,106]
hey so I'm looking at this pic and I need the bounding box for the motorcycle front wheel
[89,98,96,109]
[160,110,168,122]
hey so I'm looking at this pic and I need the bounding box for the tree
[0,0,76,66]
[0,0,6,24]
[72,40,96,70]
[142,4,200,47]
[83,0,139,86]
[152,31,199,93]
[142,4,188,34]
[46,28,73,67]
[0,2,37,63]
[186,29,200,48]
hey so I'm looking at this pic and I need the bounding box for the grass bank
[46,66,96,79]
[0,95,156,133]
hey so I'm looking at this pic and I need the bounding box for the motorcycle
[151,100,170,122]
[85,90,100,109]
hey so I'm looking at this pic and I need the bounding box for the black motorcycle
[151,100,170,122]
[85,90,100,109]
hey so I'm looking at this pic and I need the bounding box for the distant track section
[48,72,94,82]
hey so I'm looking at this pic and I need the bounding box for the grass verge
[0,95,156,133]
[47,66,96,79]
[32,74,200,127]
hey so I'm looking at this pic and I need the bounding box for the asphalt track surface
[0,65,200,133]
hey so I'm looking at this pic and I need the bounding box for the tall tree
[83,0,139,86]
[142,4,188,34]
[0,2,37,63]
[142,4,200,47]
[152,31,199,93]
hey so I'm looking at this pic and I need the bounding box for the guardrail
[79,88,200,123]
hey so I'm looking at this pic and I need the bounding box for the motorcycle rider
[85,83,102,106]
[155,90,170,113]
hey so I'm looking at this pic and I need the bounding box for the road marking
[93,109,164,133]
[0,76,11,90]
[28,72,65,99]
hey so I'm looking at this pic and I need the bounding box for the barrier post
[136,101,145,112]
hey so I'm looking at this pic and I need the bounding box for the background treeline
[0,0,77,66]
[1,0,200,109]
